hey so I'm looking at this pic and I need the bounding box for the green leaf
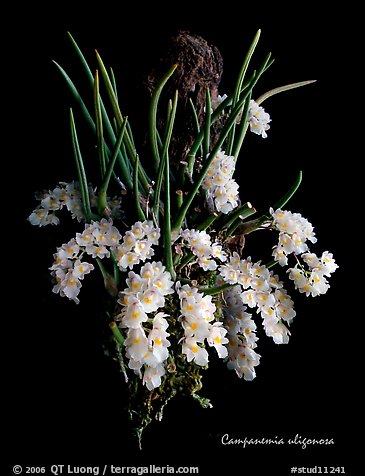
[221,202,256,229]
[98,117,128,216]
[231,91,251,159]
[232,30,261,109]
[256,80,317,105]
[203,88,211,161]
[95,50,123,123]
[133,155,147,221]
[199,282,233,296]
[225,206,258,237]
[53,60,133,191]
[163,91,178,280]
[153,90,179,223]
[94,70,106,178]
[110,67,119,103]
[66,34,148,191]
[196,214,219,231]
[96,49,150,193]
[53,60,96,133]
[149,64,178,172]
[69,109,92,220]
[272,170,303,210]
[226,29,261,155]
[96,258,118,297]
[188,98,203,160]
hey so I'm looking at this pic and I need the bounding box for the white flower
[85,244,110,259]
[255,291,276,310]
[211,244,227,262]
[288,267,307,288]
[182,337,209,366]
[310,270,330,296]
[226,338,261,381]
[125,271,146,294]
[207,323,229,358]
[122,231,137,251]
[148,333,170,363]
[143,364,166,391]
[241,289,257,308]
[211,93,229,111]
[150,272,175,296]
[247,100,271,138]
[28,208,60,226]
[118,251,140,269]
[182,314,211,342]
[60,270,82,304]
[121,299,149,328]
[320,251,338,275]
[125,327,149,361]
[75,230,94,247]
[138,289,165,313]
[73,260,94,280]
[198,257,218,271]
[219,265,240,284]
[262,316,290,344]
[181,228,227,271]
[275,302,296,322]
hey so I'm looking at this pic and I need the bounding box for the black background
[5,2,357,474]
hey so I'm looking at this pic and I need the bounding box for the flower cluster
[180,229,227,270]
[50,219,159,303]
[219,253,294,345]
[223,285,260,380]
[271,208,317,265]
[114,221,160,271]
[50,219,121,303]
[288,251,338,297]
[28,181,122,226]
[202,150,240,214]
[211,95,271,138]
[117,262,174,390]
[271,208,338,296]
[177,283,229,366]
[247,100,271,138]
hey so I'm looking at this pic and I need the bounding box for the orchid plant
[28,30,338,446]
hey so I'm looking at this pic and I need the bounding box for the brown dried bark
[145,30,225,170]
